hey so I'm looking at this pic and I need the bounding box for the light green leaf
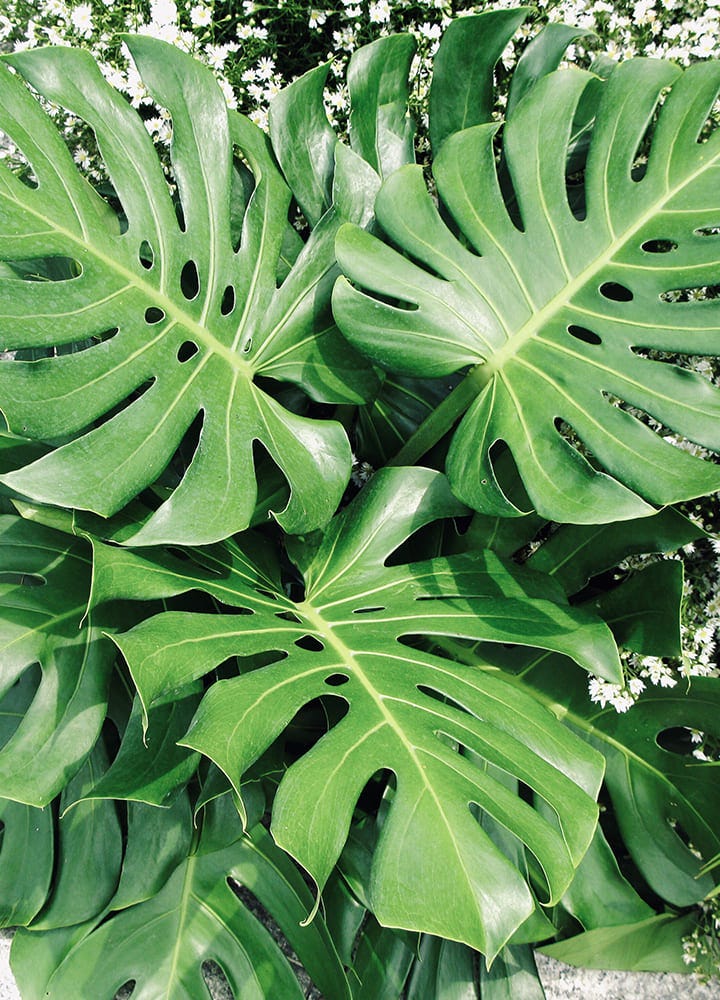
[334,59,720,522]
[94,468,615,957]
[429,9,530,151]
[0,38,375,544]
[539,913,697,973]
[0,516,115,806]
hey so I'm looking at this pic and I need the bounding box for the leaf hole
[176,340,199,363]
[180,260,200,300]
[138,240,154,269]
[325,673,349,686]
[220,284,236,316]
[353,606,385,614]
[417,684,474,719]
[144,307,165,324]
[568,324,602,346]
[201,960,233,1000]
[214,600,255,616]
[656,726,697,756]
[294,634,325,652]
[0,256,82,282]
[275,610,301,622]
[175,200,187,232]
[661,284,720,303]
[113,981,136,999]
[599,281,633,302]
[694,225,720,237]
[226,881,318,996]
[641,238,677,254]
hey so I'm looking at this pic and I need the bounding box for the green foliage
[0,8,719,998]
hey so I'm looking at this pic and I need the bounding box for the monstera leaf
[11,795,350,1000]
[0,515,116,806]
[0,37,377,546]
[333,58,720,523]
[89,468,622,957]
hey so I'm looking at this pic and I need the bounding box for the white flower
[369,0,391,23]
[73,147,92,171]
[70,3,93,38]
[190,5,212,28]
[249,106,269,131]
[217,77,238,109]
[0,15,12,40]
[205,43,235,70]
[150,0,177,27]
[256,55,275,80]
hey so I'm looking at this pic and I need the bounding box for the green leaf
[506,21,595,116]
[405,936,478,1000]
[110,792,194,911]
[347,34,416,178]
[560,823,654,930]
[32,740,122,930]
[526,506,703,594]
[504,653,720,908]
[429,9,530,151]
[73,693,201,807]
[583,560,684,656]
[539,913,697,973]
[95,468,614,957]
[35,819,350,1000]
[356,372,461,467]
[0,38,375,543]
[0,798,53,927]
[480,945,546,1000]
[334,59,720,523]
[0,516,115,806]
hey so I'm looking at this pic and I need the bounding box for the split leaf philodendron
[0,8,719,998]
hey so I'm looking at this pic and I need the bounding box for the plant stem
[388,364,492,467]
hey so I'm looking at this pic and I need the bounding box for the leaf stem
[388,364,491,467]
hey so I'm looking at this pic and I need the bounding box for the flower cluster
[683,895,720,982]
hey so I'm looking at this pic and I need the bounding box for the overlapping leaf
[333,57,720,523]
[89,467,621,957]
[11,795,350,1000]
[0,37,378,545]
[0,515,116,806]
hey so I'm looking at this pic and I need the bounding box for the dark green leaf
[0,798,53,927]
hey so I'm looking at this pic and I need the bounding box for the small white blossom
[190,5,213,28]
[70,3,93,37]
[150,0,178,26]
[369,0,391,23]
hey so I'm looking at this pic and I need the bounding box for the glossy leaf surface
[334,59,720,523]
[0,516,115,806]
[33,810,349,1000]
[92,468,617,957]
[0,38,377,544]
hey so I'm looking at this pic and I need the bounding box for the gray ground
[2,928,719,999]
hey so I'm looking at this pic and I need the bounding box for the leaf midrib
[297,600,489,933]
[483,143,720,376]
[2,189,253,377]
